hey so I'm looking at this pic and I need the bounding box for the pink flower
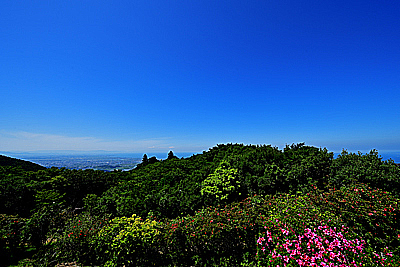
[257,237,265,245]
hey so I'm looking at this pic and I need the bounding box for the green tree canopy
[201,160,241,205]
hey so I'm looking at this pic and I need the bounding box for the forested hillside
[0,155,46,172]
[1,143,399,266]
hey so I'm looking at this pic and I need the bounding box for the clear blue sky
[1,0,399,154]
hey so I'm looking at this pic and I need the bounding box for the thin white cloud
[0,130,174,152]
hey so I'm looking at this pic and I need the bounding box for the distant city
[0,152,197,171]
[21,155,142,171]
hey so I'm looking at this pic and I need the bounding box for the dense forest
[1,143,399,266]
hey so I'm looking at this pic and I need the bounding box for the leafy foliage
[201,160,241,205]
[329,149,400,197]
[91,214,161,266]
[1,143,399,266]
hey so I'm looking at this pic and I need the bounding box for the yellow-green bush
[91,214,161,266]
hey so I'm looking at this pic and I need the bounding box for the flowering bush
[155,196,274,266]
[155,185,400,266]
[33,212,108,266]
[255,222,386,266]
[0,214,26,264]
[312,183,400,256]
[13,184,400,266]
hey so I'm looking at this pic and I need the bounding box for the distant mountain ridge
[0,154,46,172]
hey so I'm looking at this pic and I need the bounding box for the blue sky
[1,0,399,155]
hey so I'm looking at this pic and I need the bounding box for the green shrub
[201,160,241,206]
[330,150,400,197]
[91,214,161,266]
[0,214,26,264]
[32,212,108,266]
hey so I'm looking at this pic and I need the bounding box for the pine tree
[142,154,149,165]
[167,151,178,160]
